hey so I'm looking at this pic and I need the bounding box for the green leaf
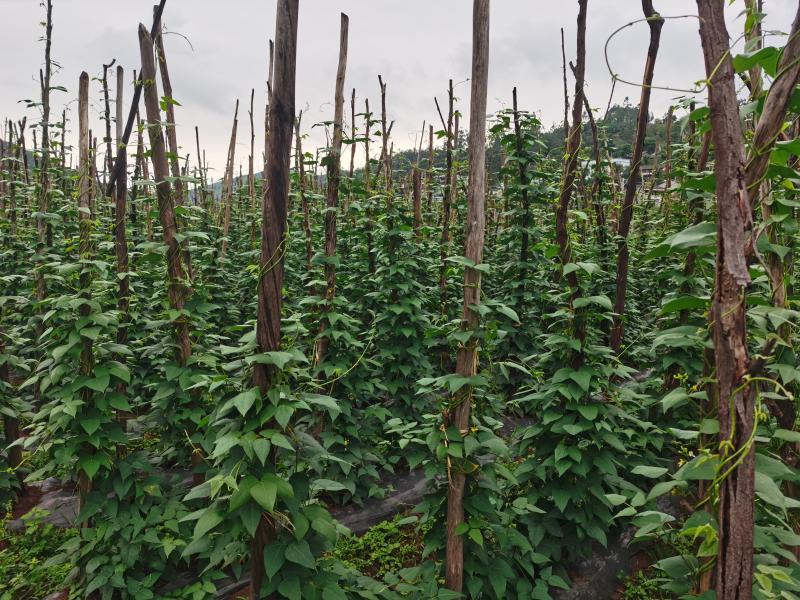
[774,429,800,443]
[675,455,718,481]
[86,371,111,392]
[275,404,294,429]
[445,255,477,268]
[647,480,687,501]
[78,456,102,479]
[80,326,102,341]
[495,304,520,323]
[632,465,669,478]
[568,369,592,392]
[264,542,286,580]
[312,478,347,492]
[108,394,132,411]
[263,473,293,499]
[755,471,786,509]
[468,529,484,547]
[80,417,102,435]
[194,509,223,539]
[322,584,348,600]
[604,494,627,506]
[660,296,707,315]
[253,438,271,466]
[270,433,294,451]
[553,489,570,512]
[232,388,259,417]
[250,479,278,512]
[574,295,612,311]
[563,262,579,275]
[303,393,341,420]
[285,539,316,569]
[229,477,257,511]
[733,46,780,77]
[248,351,295,370]
[278,577,302,600]
[212,433,239,458]
[661,387,689,412]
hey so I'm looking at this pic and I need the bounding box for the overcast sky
[0,0,795,179]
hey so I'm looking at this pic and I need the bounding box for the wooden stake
[609,0,664,353]
[138,23,191,365]
[153,7,185,207]
[445,0,489,591]
[77,71,94,515]
[315,12,349,367]
[251,1,298,595]
[220,99,240,261]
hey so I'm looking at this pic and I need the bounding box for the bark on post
[437,80,455,316]
[580,88,607,261]
[555,0,585,285]
[264,39,275,173]
[33,0,53,334]
[138,24,191,366]
[77,71,94,513]
[6,123,18,238]
[250,1,298,596]
[512,87,531,305]
[114,65,131,434]
[17,119,29,186]
[377,75,391,191]
[696,2,754,597]
[135,108,150,234]
[444,0,489,592]
[412,166,422,236]
[554,0,587,366]
[106,0,166,198]
[560,27,570,141]
[295,113,313,277]
[153,9,185,207]
[220,99,240,261]
[747,3,800,442]
[364,98,376,274]
[664,105,674,191]
[609,0,663,354]
[39,0,53,248]
[0,339,21,471]
[426,124,434,216]
[345,87,356,216]
[315,13,348,368]
[59,110,67,194]
[248,88,257,241]
[101,59,116,188]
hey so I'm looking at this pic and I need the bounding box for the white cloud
[0,0,795,177]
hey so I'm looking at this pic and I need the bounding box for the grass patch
[331,515,428,578]
[0,507,75,600]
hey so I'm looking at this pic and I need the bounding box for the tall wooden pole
[220,99,240,261]
[114,65,130,359]
[315,13,349,368]
[106,0,166,198]
[138,24,191,366]
[154,7,185,207]
[609,0,664,353]
[250,1,299,595]
[444,0,489,591]
[555,0,587,366]
[77,71,94,513]
[438,80,455,316]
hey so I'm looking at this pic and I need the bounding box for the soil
[225,585,250,600]
[9,479,45,520]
